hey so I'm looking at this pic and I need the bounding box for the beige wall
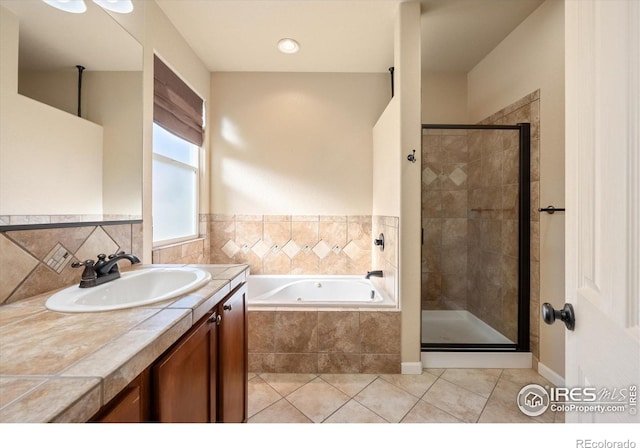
[142,0,211,261]
[467,0,565,379]
[421,73,468,124]
[86,71,143,217]
[397,2,423,372]
[16,70,142,217]
[18,70,78,116]
[209,72,388,215]
[0,7,104,216]
[372,97,401,218]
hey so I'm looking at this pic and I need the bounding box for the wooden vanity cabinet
[151,282,247,423]
[91,282,247,423]
[151,308,218,422]
[217,282,248,423]
[91,371,150,423]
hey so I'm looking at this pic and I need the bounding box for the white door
[565,0,639,423]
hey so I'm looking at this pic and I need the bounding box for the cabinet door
[94,385,141,423]
[209,309,217,423]
[91,370,150,423]
[217,283,247,423]
[152,314,213,423]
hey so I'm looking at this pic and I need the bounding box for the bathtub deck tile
[361,354,401,374]
[318,353,361,374]
[274,353,318,373]
[318,311,360,353]
[274,311,318,353]
[249,353,275,373]
[248,311,276,353]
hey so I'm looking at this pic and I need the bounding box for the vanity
[0,263,249,423]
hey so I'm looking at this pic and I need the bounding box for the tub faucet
[72,251,140,288]
[365,270,383,279]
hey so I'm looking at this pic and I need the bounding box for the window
[152,55,204,246]
[152,123,199,245]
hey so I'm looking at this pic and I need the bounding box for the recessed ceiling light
[277,38,300,54]
[42,0,87,14]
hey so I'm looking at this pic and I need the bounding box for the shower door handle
[541,303,575,331]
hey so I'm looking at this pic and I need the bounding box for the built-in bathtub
[247,275,396,308]
[246,274,400,374]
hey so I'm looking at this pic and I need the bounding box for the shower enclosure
[421,123,530,352]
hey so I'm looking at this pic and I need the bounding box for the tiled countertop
[0,264,249,423]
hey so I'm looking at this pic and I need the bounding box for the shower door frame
[420,123,531,353]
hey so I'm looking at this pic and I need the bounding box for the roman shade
[153,55,204,146]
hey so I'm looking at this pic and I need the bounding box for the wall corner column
[397,1,423,370]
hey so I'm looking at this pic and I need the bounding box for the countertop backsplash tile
[0,222,143,305]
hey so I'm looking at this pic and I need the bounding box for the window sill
[153,237,205,252]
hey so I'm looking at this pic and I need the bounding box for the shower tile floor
[248,368,564,424]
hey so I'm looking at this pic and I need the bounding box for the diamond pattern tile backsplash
[0,222,143,305]
[209,215,374,276]
[0,214,399,306]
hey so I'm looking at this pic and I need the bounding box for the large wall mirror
[0,0,143,226]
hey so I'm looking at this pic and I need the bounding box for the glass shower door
[420,124,530,351]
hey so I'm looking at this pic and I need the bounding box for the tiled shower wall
[372,216,399,304]
[478,91,541,358]
[421,90,540,356]
[421,130,470,311]
[0,222,143,305]
[466,127,522,343]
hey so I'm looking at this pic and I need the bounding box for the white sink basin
[45,267,212,313]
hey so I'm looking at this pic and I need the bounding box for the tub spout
[365,270,383,279]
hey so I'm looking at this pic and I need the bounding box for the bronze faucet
[72,251,140,288]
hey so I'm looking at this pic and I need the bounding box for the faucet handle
[94,254,108,271]
[71,259,98,282]
[71,259,95,268]
[108,251,125,259]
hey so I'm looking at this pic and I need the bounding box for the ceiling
[156,0,544,74]
[1,0,141,72]
[1,0,544,74]
[420,0,544,72]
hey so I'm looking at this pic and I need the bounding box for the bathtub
[247,275,396,308]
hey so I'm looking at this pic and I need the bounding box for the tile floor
[248,368,564,424]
